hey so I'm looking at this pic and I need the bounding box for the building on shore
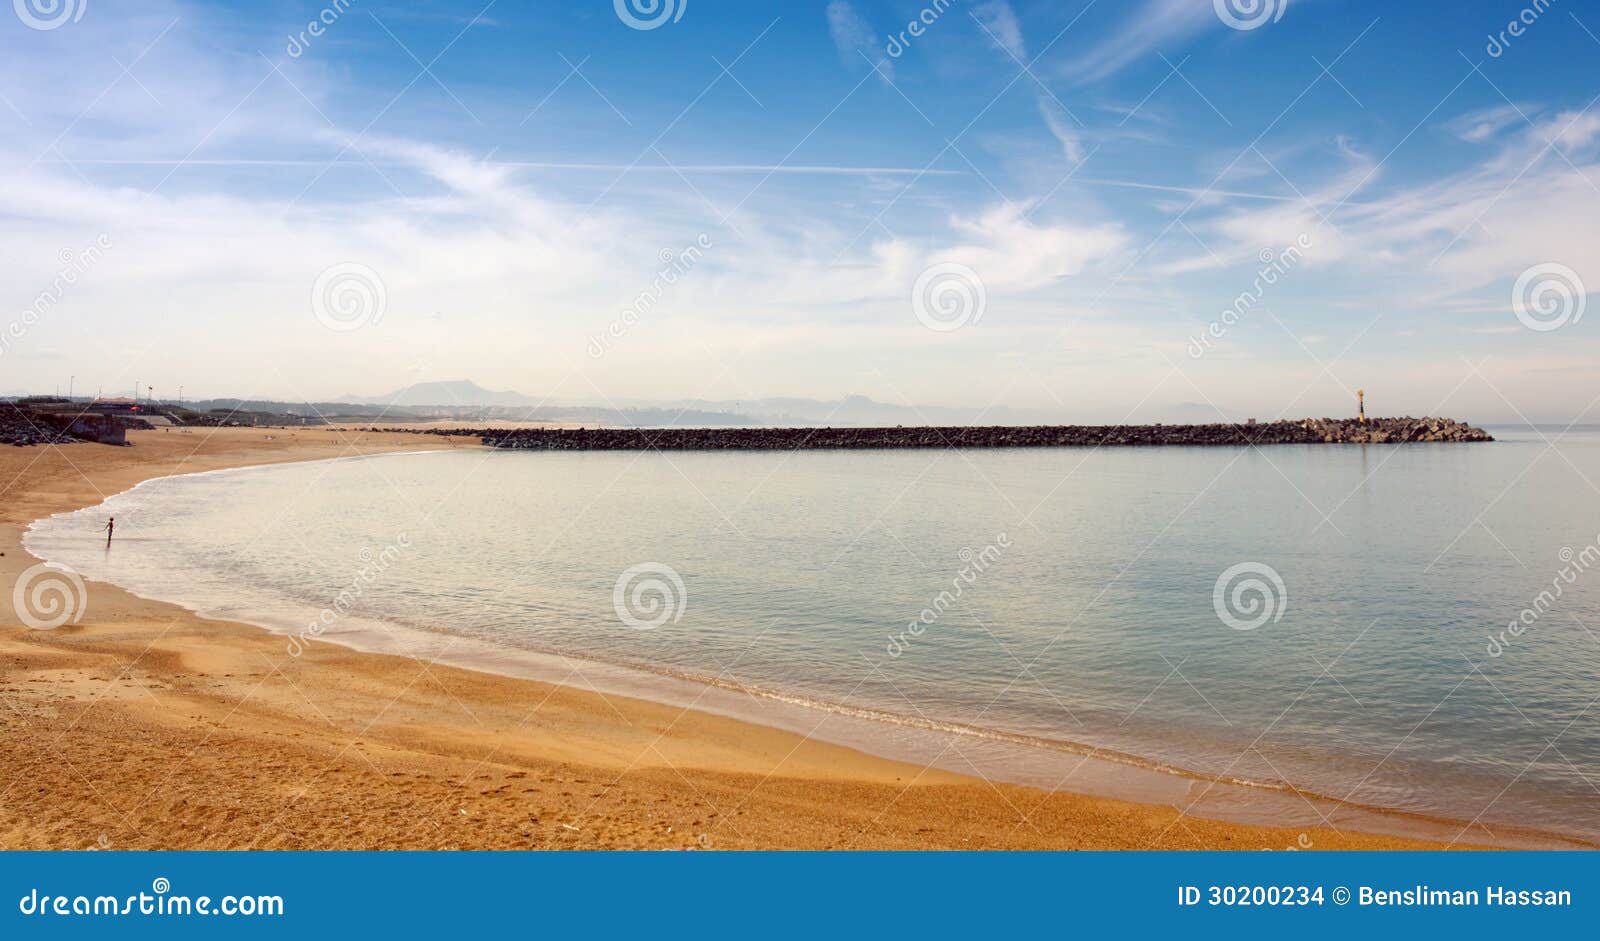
[86,397,145,415]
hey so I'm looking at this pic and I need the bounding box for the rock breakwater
[453,417,1492,452]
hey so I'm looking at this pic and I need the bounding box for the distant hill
[334,386,1252,427]
[647,394,1068,427]
[335,380,757,425]
[337,379,538,408]
[339,385,1029,424]
[186,398,412,420]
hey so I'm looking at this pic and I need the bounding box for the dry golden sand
[0,427,1462,850]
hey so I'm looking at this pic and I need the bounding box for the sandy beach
[0,427,1478,850]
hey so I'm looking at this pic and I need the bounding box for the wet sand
[0,426,1486,849]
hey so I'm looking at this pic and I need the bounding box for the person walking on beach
[103,516,114,547]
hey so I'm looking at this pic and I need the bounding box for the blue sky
[1,0,1597,421]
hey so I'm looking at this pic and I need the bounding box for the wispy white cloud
[1060,0,1216,83]
[1165,111,1600,332]
[973,2,1085,165]
[1037,98,1086,164]
[1442,104,1536,143]
[930,201,1127,287]
[826,0,893,82]
[973,1,1026,60]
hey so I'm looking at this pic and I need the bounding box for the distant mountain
[335,381,757,426]
[334,384,1250,427]
[650,395,1266,426]
[647,394,1058,427]
[338,380,539,408]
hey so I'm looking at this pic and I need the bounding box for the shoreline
[0,427,1556,850]
[27,460,1585,851]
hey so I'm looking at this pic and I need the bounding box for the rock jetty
[0,405,133,446]
[0,405,81,447]
[457,417,1492,452]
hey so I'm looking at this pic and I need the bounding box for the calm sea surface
[26,428,1600,842]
